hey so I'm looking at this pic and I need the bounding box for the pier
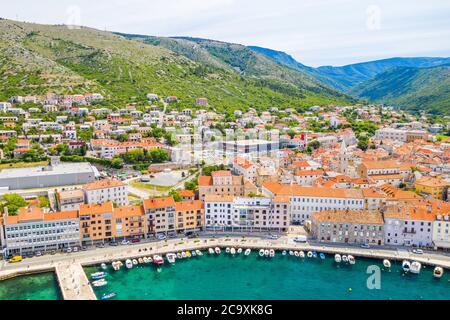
[55,263,97,300]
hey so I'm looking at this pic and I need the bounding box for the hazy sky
[2,0,450,66]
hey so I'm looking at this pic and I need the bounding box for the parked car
[121,240,130,245]
[109,242,119,247]
[131,238,141,243]
[9,256,23,263]
[80,246,88,251]
[156,234,167,241]
[64,248,72,253]
[50,250,57,255]
[96,243,105,248]
[267,234,279,240]
[73,247,79,253]
[360,244,371,249]
[412,249,424,254]
[35,251,42,257]
[293,236,307,243]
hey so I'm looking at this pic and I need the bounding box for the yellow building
[415,176,450,200]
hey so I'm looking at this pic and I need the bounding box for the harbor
[1,236,450,300]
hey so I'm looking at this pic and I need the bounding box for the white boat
[125,259,133,269]
[91,272,106,278]
[289,251,294,256]
[230,248,236,255]
[383,259,391,268]
[245,249,251,256]
[208,248,215,255]
[112,262,120,271]
[92,279,108,287]
[319,253,326,260]
[294,251,299,257]
[307,251,313,258]
[101,263,107,270]
[269,249,275,257]
[153,255,164,265]
[143,257,149,264]
[342,255,349,263]
[166,253,176,264]
[132,259,138,266]
[196,250,203,256]
[334,254,342,263]
[237,248,243,254]
[433,266,444,278]
[181,251,187,259]
[192,250,197,257]
[226,247,231,254]
[282,250,287,256]
[410,261,422,274]
[138,258,144,264]
[259,249,265,257]
[299,251,305,258]
[215,247,221,254]
[402,260,411,273]
[147,257,153,263]
[264,249,270,257]
[177,252,182,259]
[348,255,356,265]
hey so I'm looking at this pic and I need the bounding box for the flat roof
[0,162,98,179]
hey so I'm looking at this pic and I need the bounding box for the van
[9,256,23,263]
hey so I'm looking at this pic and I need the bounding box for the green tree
[1,194,28,215]
[169,190,182,202]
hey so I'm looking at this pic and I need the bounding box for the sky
[2,0,450,67]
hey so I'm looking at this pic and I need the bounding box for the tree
[357,137,369,151]
[168,190,182,202]
[111,157,124,169]
[148,149,169,163]
[308,140,321,150]
[1,194,28,215]
[185,181,198,191]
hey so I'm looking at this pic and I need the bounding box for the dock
[55,262,97,300]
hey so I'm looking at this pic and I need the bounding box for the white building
[83,179,129,207]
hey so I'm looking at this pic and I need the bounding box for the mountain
[0,19,353,112]
[351,64,450,115]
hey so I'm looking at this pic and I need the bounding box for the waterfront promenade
[1,236,450,300]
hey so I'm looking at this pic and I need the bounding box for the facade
[415,176,449,200]
[112,205,146,240]
[57,189,85,212]
[198,171,258,201]
[83,179,129,206]
[143,197,176,236]
[374,128,428,143]
[175,200,204,233]
[358,160,403,187]
[310,210,384,245]
[220,139,280,157]
[79,202,114,244]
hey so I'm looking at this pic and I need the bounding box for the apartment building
[198,170,258,201]
[310,210,384,245]
[112,205,146,240]
[232,157,257,183]
[1,207,80,256]
[79,202,114,245]
[57,189,85,212]
[358,160,403,187]
[175,200,204,233]
[415,176,450,200]
[83,179,128,207]
[374,128,428,143]
[143,197,176,236]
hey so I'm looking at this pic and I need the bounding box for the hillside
[351,64,450,115]
[0,19,353,112]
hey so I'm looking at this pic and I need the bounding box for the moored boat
[132,259,138,266]
[92,279,108,287]
[342,255,348,263]
[143,257,149,264]
[410,261,422,274]
[112,261,120,271]
[230,248,236,255]
[125,259,133,269]
[348,255,356,265]
[138,258,144,264]
[289,251,294,256]
[153,255,164,265]
[226,247,231,254]
[166,253,176,264]
[177,252,182,259]
[294,251,299,257]
[186,251,192,258]
[192,250,197,257]
[181,251,187,259]
[264,249,270,257]
[312,251,318,258]
[319,253,326,260]
[215,247,221,254]
[307,251,313,258]
[282,250,287,256]
[402,260,411,273]
[383,259,391,269]
[299,251,305,258]
[244,249,251,256]
[334,254,342,263]
[237,248,242,254]
[91,272,106,278]
[147,257,153,263]
[433,267,444,278]
[101,263,107,270]
[208,248,215,255]
[196,250,203,256]
[269,249,275,257]
[259,249,265,257]
[101,292,117,300]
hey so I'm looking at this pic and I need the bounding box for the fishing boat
[215,247,221,254]
[383,259,391,268]
[153,255,164,265]
[125,259,133,269]
[245,249,251,256]
[259,249,265,257]
[282,250,287,256]
[410,261,422,274]
[192,250,197,257]
[186,251,192,258]
[101,293,117,300]
[226,247,231,254]
[237,248,243,254]
[230,248,236,255]
[177,252,183,259]
[209,248,215,255]
[334,254,342,263]
[181,251,187,259]
[132,259,138,266]
[342,255,349,263]
[143,257,149,264]
[101,263,107,270]
[264,249,270,257]
[307,251,313,258]
[299,251,305,258]
[269,249,275,257]
[289,251,294,256]
[92,279,108,287]
[402,260,411,273]
[319,253,326,260]
[138,258,144,264]
[196,250,203,256]
[433,266,444,278]
[294,251,299,257]
[166,253,176,264]
[348,255,356,265]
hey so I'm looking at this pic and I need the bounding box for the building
[1,207,80,256]
[112,205,146,240]
[57,189,85,212]
[175,200,204,233]
[83,179,128,207]
[358,160,403,187]
[79,202,114,245]
[198,171,258,201]
[143,197,176,236]
[232,157,257,182]
[415,176,450,200]
[0,161,99,190]
[220,139,279,157]
[374,128,428,143]
[310,210,384,245]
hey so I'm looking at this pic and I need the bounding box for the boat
[410,261,422,274]
[125,259,133,269]
[282,250,287,256]
[342,255,349,263]
[433,267,444,278]
[264,249,270,257]
[153,255,164,265]
[138,258,144,264]
[196,250,203,256]
[259,249,265,257]
[101,263,107,270]
[91,274,107,280]
[348,255,355,265]
[147,257,153,263]
[269,249,275,257]
[237,248,243,254]
[231,248,236,255]
[383,259,391,268]
[209,248,215,255]
[312,252,318,258]
[181,252,187,259]
[186,251,192,258]
[319,253,326,260]
[299,251,305,258]
[289,251,294,256]
[92,279,108,287]
[307,251,313,258]
[132,259,138,266]
[402,260,411,273]
[245,249,251,256]
[192,250,197,257]
[101,293,117,300]
[177,252,183,259]
[294,251,299,257]
[143,257,149,264]
[334,254,342,263]
[166,253,176,264]
[112,262,120,271]
[91,272,106,278]
[226,247,231,254]
[215,247,221,254]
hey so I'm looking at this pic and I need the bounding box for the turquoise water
[85,252,450,300]
[0,272,61,300]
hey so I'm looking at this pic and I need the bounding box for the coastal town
[0,91,449,299]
